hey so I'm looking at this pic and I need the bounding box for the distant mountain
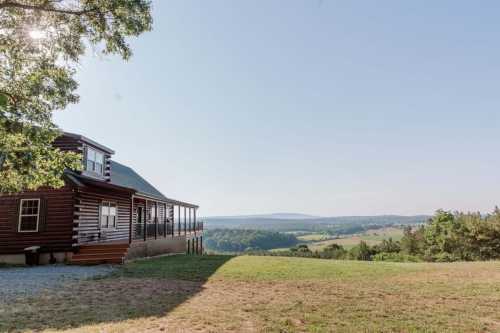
[202,214,431,232]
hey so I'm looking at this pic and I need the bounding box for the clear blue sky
[54,0,500,217]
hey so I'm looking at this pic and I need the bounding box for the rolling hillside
[203,214,430,231]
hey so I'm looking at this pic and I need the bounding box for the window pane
[109,206,116,216]
[21,200,39,215]
[95,152,104,164]
[95,162,103,175]
[20,216,37,231]
[87,148,95,162]
[101,205,109,216]
[86,160,94,172]
[22,206,30,215]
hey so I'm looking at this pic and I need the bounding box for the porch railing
[133,219,203,241]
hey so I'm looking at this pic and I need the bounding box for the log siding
[74,187,132,244]
[0,186,75,254]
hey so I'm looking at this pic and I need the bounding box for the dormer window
[85,147,104,175]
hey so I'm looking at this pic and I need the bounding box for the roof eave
[64,132,115,155]
[134,192,199,208]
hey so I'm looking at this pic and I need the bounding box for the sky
[54,0,500,217]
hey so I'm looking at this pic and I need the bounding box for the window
[100,202,117,229]
[18,199,40,232]
[85,147,104,175]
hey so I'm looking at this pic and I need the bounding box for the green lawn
[2,255,500,332]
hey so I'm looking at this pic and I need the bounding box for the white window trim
[18,198,41,233]
[100,201,117,230]
[85,146,105,176]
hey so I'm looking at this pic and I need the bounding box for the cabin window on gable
[85,147,104,175]
[100,202,117,229]
[18,199,40,232]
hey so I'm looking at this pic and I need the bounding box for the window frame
[100,201,118,230]
[85,146,105,176]
[18,198,41,233]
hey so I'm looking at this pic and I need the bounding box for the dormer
[52,132,115,182]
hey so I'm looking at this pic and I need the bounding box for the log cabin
[0,132,203,265]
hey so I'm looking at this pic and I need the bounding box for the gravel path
[0,265,115,301]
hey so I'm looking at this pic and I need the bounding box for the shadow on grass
[0,254,234,333]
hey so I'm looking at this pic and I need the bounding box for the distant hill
[205,213,320,220]
[203,214,431,232]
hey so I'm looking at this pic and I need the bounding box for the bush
[372,252,421,262]
[348,241,373,261]
[372,238,401,254]
[291,244,311,253]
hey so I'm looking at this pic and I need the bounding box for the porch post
[129,195,134,244]
[178,205,181,236]
[154,202,158,239]
[194,208,197,236]
[189,208,192,233]
[184,206,187,235]
[171,205,175,238]
[164,203,167,238]
[144,200,147,241]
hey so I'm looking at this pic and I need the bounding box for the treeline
[204,215,429,232]
[204,229,298,252]
[249,208,500,262]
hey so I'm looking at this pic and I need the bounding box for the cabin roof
[63,132,115,155]
[109,161,198,208]
[109,161,167,201]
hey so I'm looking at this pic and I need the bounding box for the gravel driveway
[0,265,115,301]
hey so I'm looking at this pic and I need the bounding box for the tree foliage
[0,0,152,192]
[204,229,298,253]
[250,208,500,262]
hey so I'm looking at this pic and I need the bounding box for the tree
[349,241,373,261]
[400,225,424,256]
[0,0,152,192]
[373,237,401,254]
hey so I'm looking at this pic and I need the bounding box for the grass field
[2,255,500,332]
[285,227,405,251]
[296,233,331,242]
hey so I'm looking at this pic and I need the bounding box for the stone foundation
[127,236,186,260]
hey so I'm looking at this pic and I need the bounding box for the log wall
[74,187,132,244]
[0,186,75,254]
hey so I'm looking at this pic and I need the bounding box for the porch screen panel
[158,204,165,237]
[133,205,144,240]
[146,203,156,239]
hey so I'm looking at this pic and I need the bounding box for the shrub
[348,241,373,261]
[372,252,421,262]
